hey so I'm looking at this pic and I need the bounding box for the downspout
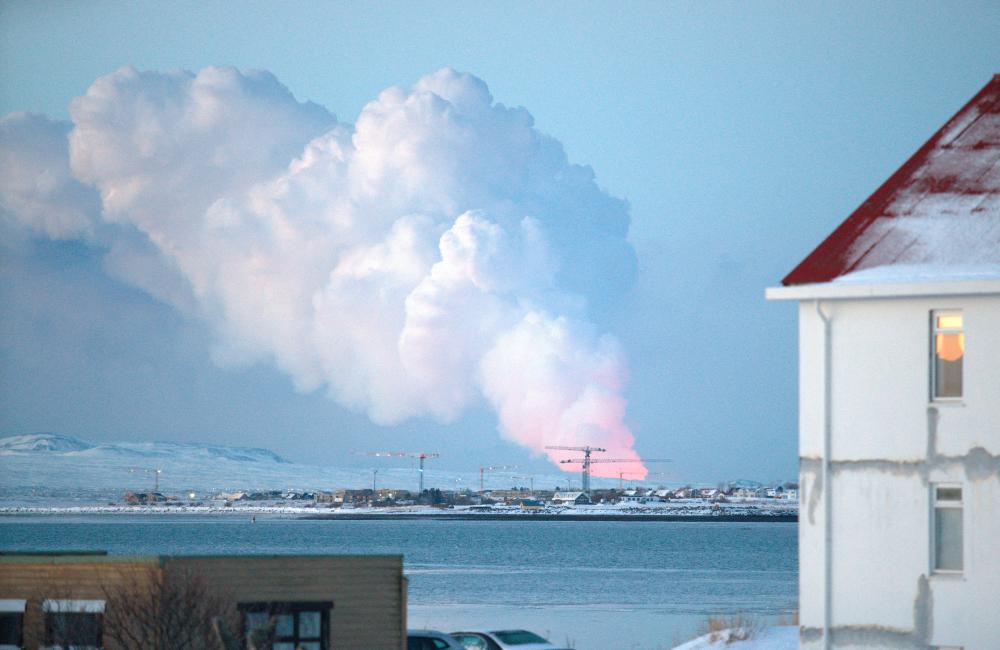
[815,300,833,649]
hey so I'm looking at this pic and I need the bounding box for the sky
[1,1,998,486]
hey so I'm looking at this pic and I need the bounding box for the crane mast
[356,451,440,492]
[546,445,671,496]
[479,465,517,495]
[544,446,605,494]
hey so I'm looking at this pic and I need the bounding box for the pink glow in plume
[0,66,641,473]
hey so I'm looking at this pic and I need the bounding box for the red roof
[783,75,1000,286]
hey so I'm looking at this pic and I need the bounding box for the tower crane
[128,467,162,493]
[546,445,671,495]
[544,446,605,494]
[479,465,518,495]
[357,451,440,492]
[617,470,673,490]
[617,471,643,491]
[510,475,535,496]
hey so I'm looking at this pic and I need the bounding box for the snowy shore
[672,626,798,649]
[0,499,797,519]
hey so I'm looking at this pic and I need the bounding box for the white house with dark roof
[550,491,590,505]
[768,75,1000,649]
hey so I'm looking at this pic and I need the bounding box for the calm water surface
[0,515,797,649]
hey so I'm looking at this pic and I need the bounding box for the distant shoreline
[0,508,797,522]
[300,512,798,522]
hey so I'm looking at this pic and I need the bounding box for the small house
[767,75,1000,649]
[550,491,590,505]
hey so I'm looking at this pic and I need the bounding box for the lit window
[240,601,331,650]
[931,312,963,399]
[932,485,963,572]
[0,599,26,650]
[42,599,104,650]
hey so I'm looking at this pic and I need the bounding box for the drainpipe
[815,300,833,649]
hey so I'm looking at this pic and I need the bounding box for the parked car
[449,629,571,650]
[408,629,466,650]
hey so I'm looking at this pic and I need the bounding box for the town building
[620,489,656,504]
[550,491,590,505]
[768,75,1000,649]
[0,551,407,650]
[122,491,167,505]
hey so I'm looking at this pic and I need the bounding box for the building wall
[0,554,406,650]
[797,292,1000,649]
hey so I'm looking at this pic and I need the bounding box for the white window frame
[41,599,104,650]
[931,484,964,575]
[41,601,105,614]
[930,310,963,402]
[0,599,26,650]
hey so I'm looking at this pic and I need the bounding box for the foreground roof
[783,75,1000,286]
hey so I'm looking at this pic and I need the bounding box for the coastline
[301,512,797,522]
[0,506,796,522]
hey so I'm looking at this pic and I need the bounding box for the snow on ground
[0,499,797,517]
[672,626,798,649]
[0,433,609,500]
[0,434,798,516]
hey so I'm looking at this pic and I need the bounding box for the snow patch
[672,625,798,649]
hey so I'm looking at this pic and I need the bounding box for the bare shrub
[700,613,765,644]
[101,563,239,650]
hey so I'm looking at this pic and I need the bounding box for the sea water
[0,515,797,649]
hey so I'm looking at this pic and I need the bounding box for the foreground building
[0,552,407,650]
[768,75,1000,648]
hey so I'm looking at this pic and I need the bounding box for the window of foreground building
[42,599,104,650]
[931,312,963,400]
[240,601,331,650]
[0,599,26,650]
[932,485,963,573]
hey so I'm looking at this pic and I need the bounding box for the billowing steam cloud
[0,66,644,477]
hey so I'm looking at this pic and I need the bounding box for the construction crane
[510,475,535,495]
[618,470,672,490]
[617,471,643,491]
[357,451,440,492]
[128,467,162,493]
[544,446,605,494]
[546,445,671,494]
[479,465,518,495]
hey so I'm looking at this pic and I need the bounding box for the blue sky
[1,1,998,484]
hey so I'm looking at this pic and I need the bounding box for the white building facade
[769,75,1000,649]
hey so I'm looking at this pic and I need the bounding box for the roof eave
[766,279,1000,302]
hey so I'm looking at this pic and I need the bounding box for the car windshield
[493,630,548,644]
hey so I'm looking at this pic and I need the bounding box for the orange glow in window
[936,333,964,362]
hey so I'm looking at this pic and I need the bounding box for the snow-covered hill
[0,433,578,506]
[0,432,288,463]
[0,432,94,453]
[0,434,799,516]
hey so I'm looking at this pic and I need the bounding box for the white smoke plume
[0,66,644,477]
[0,113,101,240]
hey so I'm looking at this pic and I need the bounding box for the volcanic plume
[0,66,645,477]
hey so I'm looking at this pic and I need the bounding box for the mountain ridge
[0,432,289,464]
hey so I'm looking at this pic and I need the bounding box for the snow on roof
[833,263,1000,284]
[783,75,1000,286]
